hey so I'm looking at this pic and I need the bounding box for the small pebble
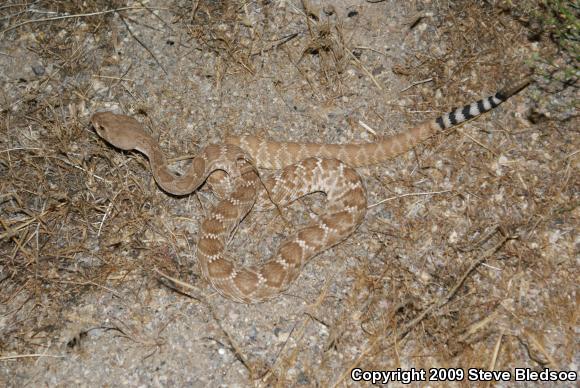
[32,64,45,76]
[322,5,335,15]
[372,65,385,76]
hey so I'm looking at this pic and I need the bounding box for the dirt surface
[1,0,578,386]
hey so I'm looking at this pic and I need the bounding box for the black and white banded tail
[435,78,531,130]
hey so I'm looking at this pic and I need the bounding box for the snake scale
[91,78,529,303]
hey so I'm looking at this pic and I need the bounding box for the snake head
[91,111,145,151]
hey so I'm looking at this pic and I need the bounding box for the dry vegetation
[0,0,577,386]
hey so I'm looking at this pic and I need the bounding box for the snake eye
[93,123,108,140]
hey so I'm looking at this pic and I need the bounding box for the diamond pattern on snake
[91,78,530,303]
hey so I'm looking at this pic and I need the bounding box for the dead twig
[368,190,451,209]
[118,15,168,76]
[0,354,66,361]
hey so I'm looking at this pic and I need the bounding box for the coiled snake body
[91,78,529,303]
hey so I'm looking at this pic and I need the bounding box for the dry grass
[0,0,162,353]
[0,0,577,385]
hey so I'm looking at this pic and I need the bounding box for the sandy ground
[0,0,578,386]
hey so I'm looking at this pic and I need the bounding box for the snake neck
[137,137,207,196]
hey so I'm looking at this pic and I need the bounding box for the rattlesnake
[91,78,529,303]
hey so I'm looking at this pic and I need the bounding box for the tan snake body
[91,78,529,303]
